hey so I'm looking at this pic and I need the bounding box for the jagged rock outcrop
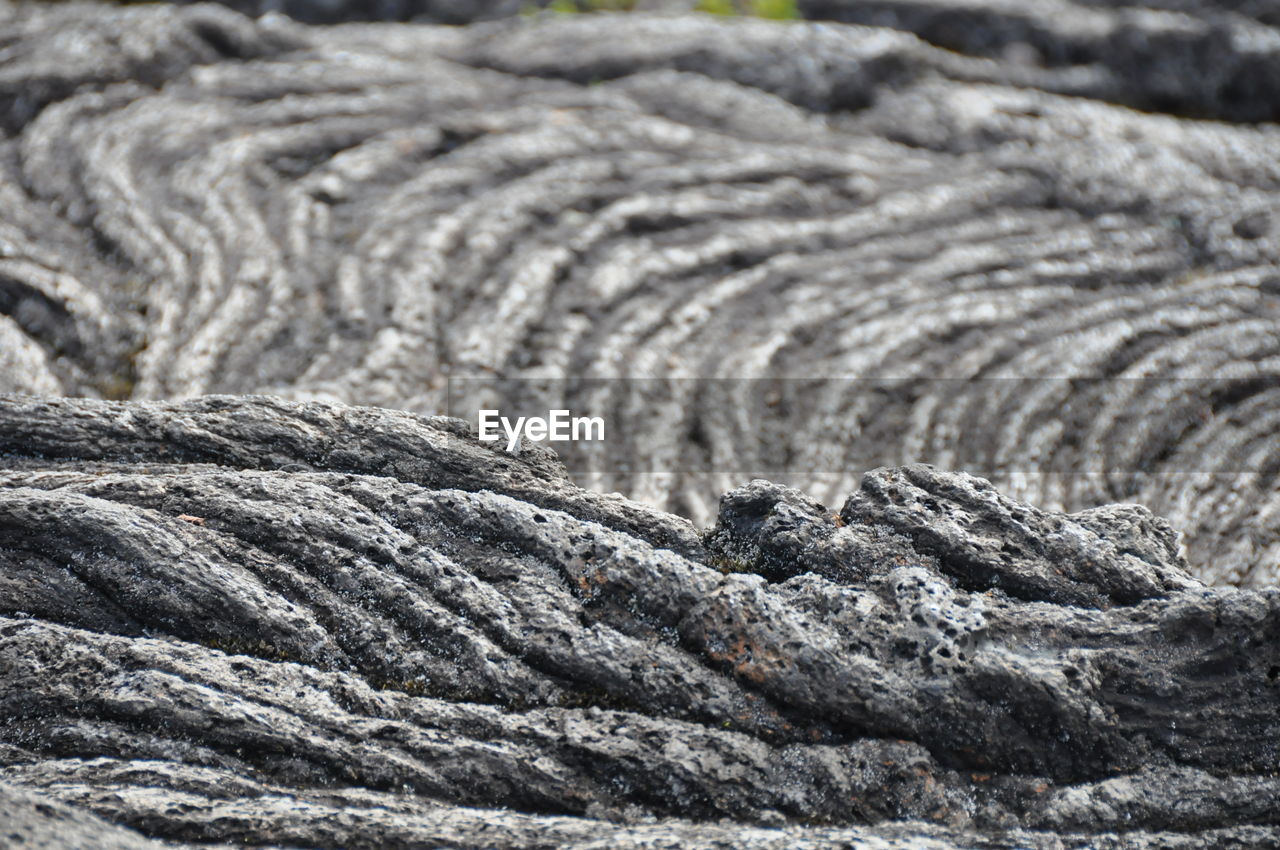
[0,396,1277,848]
[0,1,1277,585]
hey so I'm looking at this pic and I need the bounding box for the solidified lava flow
[1,2,1279,847]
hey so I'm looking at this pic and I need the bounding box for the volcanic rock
[0,2,1278,584]
[0,396,1277,848]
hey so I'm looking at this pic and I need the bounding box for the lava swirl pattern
[0,1,1277,583]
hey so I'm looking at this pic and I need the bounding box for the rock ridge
[0,395,1277,848]
[0,2,1278,584]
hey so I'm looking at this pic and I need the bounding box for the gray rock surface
[800,0,1280,121]
[0,782,185,850]
[1,395,1278,848]
[4,3,1280,847]
[0,1,1277,586]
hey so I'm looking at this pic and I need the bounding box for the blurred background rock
[2,0,1278,586]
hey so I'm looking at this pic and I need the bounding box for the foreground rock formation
[1,396,1278,848]
[0,2,1277,585]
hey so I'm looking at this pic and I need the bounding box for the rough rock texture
[1,395,1278,848]
[0,783,189,850]
[0,2,1277,586]
[800,0,1280,122]
[0,2,1279,585]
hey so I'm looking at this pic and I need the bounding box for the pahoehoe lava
[2,4,1280,842]
[1,1,1279,586]
[1,395,1278,848]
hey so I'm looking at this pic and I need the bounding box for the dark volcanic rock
[1,396,1278,848]
[0,782,179,850]
[840,464,1198,607]
[799,0,1280,122]
[0,2,1277,586]
[2,1,1279,846]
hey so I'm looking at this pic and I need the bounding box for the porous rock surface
[1,395,1279,848]
[1,2,1279,584]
